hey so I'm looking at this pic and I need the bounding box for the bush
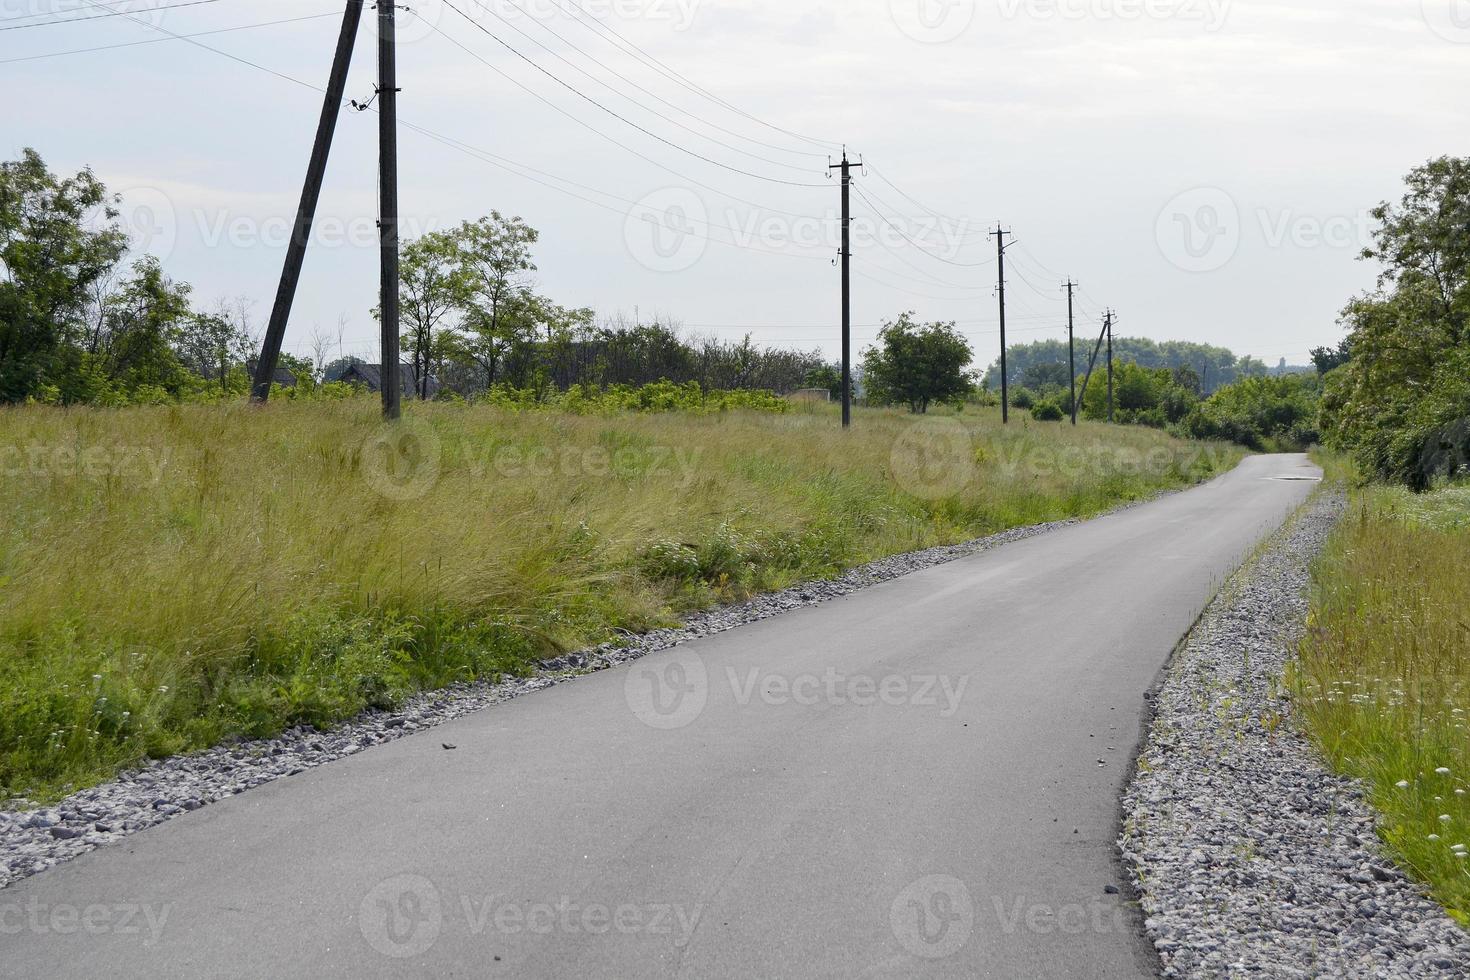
[1030,399,1064,421]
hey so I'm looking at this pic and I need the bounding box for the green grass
[0,397,1239,802]
[1293,483,1470,924]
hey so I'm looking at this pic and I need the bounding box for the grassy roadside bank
[1293,481,1470,924]
[1,398,1238,802]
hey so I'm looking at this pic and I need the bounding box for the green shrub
[1030,399,1065,421]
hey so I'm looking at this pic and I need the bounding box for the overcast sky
[5,0,1468,369]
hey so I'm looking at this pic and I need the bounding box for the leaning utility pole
[989,226,1014,423]
[827,150,860,428]
[1064,279,1078,425]
[250,0,364,403]
[1105,309,1115,424]
[377,0,402,420]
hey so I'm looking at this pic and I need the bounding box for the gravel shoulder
[1,512,1088,891]
[1120,489,1470,977]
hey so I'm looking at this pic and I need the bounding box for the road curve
[1,454,1321,980]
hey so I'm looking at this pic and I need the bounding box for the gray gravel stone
[1120,490,1470,977]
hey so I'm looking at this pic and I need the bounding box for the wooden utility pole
[378,0,402,420]
[1076,316,1109,415]
[827,150,860,428]
[251,0,364,403]
[1105,309,1115,424]
[1065,279,1078,425]
[989,226,1013,423]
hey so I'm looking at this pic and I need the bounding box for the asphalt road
[0,454,1320,979]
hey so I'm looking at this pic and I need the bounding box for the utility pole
[827,150,861,428]
[989,226,1013,423]
[250,0,364,403]
[378,0,402,420]
[1105,309,1115,424]
[1064,279,1078,425]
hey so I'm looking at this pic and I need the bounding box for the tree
[1319,157,1470,487]
[92,255,193,396]
[1310,339,1352,375]
[452,213,538,388]
[861,313,973,413]
[1362,155,1470,340]
[803,364,842,398]
[174,308,251,393]
[397,229,468,399]
[0,149,128,402]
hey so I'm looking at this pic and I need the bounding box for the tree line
[0,150,832,406]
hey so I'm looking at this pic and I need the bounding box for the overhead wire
[544,0,843,151]
[0,0,227,30]
[474,0,829,163]
[419,17,828,222]
[439,0,829,188]
[0,9,344,64]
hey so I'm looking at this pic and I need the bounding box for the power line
[0,10,342,64]
[544,0,842,152]
[475,0,829,163]
[68,0,337,94]
[418,16,826,222]
[48,1,834,268]
[0,0,227,30]
[851,183,994,268]
[439,0,829,188]
[860,161,996,241]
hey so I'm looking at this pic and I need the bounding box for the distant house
[244,360,298,388]
[338,362,440,400]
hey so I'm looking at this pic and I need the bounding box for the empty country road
[0,454,1321,980]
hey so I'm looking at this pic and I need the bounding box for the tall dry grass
[0,397,1237,799]
[1294,485,1470,923]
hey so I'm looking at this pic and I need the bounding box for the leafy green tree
[802,364,842,398]
[452,213,538,387]
[0,149,128,402]
[174,309,251,393]
[1320,156,1470,486]
[397,229,469,399]
[861,313,973,413]
[1310,339,1352,375]
[91,255,193,396]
